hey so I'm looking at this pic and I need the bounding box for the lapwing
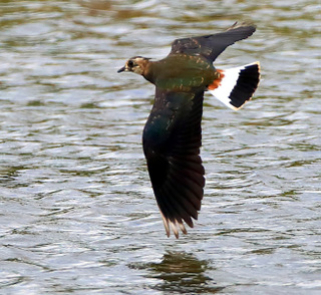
[118,22,260,238]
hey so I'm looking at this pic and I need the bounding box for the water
[0,1,320,294]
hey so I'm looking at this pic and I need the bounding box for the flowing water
[0,1,320,294]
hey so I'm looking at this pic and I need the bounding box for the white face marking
[125,57,146,75]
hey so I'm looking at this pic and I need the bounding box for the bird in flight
[118,22,260,238]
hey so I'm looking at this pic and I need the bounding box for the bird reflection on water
[129,251,224,293]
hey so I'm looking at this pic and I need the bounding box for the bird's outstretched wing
[169,22,256,62]
[143,88,205,238]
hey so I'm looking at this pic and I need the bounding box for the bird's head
[117,56,150,76]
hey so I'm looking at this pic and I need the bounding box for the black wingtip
[228,21,257,30]
[226,21,257,39]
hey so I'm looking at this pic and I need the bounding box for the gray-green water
[0,1,320,294]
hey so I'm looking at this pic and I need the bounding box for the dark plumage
[118,22,260,238]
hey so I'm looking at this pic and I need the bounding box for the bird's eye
[127,60,134,67]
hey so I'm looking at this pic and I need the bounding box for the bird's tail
[208,62,260,110]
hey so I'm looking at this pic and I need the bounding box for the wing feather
[143,89,205,237]
[169,22,256,62]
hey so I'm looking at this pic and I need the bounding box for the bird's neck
[142,60,157,84]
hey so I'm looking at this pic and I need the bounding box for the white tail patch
[208,62,260,110]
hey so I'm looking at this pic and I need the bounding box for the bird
[118,22,260,238]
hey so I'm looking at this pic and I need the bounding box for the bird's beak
[117,66,126,73]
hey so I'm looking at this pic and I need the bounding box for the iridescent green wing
[169,22,256,62]
[142,89,205,238]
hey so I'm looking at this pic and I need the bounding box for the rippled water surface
[1,1,320,294]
